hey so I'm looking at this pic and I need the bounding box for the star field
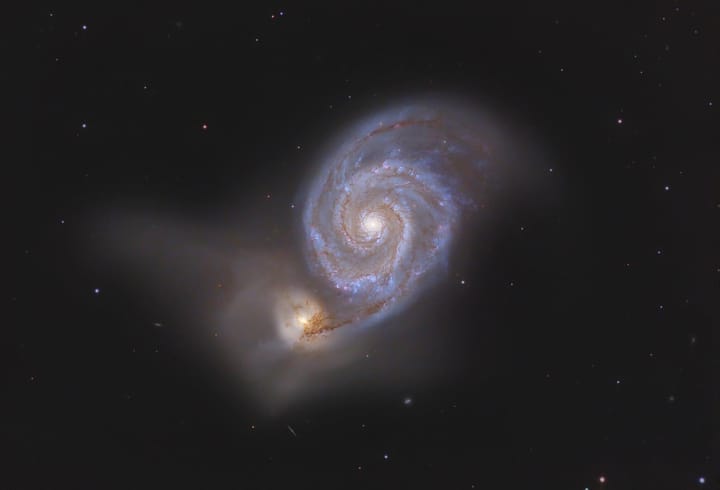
[8,2,717,489]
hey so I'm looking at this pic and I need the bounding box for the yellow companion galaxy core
[274,289,337,347]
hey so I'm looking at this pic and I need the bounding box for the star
[699,476,706,484]
[93,288,100,295]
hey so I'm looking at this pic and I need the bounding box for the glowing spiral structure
[277,101,492,345]
[100,97,526,407]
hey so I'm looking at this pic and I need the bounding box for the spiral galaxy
[276,102,493,346]
[100,97,522,408]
